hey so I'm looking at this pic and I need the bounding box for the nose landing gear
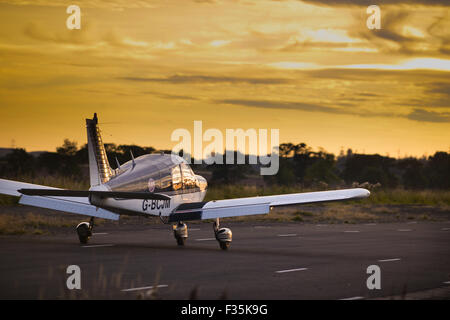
[173,221,188,246]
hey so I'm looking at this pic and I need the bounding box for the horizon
[0,141,446,160]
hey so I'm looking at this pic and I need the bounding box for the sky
[0,0,449,158]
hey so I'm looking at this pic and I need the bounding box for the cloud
[217,98,338,113]
[119,74,291,85]
[407,108,450,123]
[216,98,394,118]
[0,0,160,9]
[142,90,199,101]
[23,21,95,45]
[298,0,450,7]
[348,10,450,58]
[426,82,450,97]
[217,98,450,123]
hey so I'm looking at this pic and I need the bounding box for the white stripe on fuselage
[89,185,206,217]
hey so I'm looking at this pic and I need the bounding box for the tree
[57,139,78,156]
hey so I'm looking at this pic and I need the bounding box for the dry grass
[206,185,450,206]
[0,212,107,235]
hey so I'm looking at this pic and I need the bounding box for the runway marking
[340,296,364,300]
[378,258,401,262]
[275,267,308,274]
[344,230,360,233]
[195,238,216,241]
[254,226,271,229]
[92,232,108,235]
[82,244,115,248]
[398,229,412,232]
[441,228,450,231]
[277,234,297,237]
[121,284,168,292]
[190,228,201,231]
[443,281,450,285]
[315,224,328,227]
[364,223,377,226]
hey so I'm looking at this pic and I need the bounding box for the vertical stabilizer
[86,113,114,186]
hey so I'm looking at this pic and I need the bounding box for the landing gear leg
[76,217,94,244]
[173,221,188,246]
[214,218,232,250]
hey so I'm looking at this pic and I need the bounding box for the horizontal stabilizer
[19,188,171,200]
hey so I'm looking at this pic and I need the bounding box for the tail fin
[86,113,114,186]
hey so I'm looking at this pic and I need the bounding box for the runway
[0,221,449,299]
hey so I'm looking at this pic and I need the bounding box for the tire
[219,241,230,250]
[77,224,91,244]
[176,237,186,246]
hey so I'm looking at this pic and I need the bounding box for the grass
[206,184,450,206]
[0,212,108,235]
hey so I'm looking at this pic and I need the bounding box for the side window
[147,170,161,192]
[172,165,182,191]
[181,163,196,189]
[159,169,172,192]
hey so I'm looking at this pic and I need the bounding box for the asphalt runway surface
[0,221,449,299]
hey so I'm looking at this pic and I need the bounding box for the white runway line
[397,229,412,232]
[195,238,216,241]
[378,258,401,262]
[340,296,364,300]
[443,281,450,285]
[275,268,308,274]
[441,228,450,231]
[364,223,377,226]
[190,228,201,231]
[121,284,168,292]
[92,232,108,235]
[344,230,360,233]
[82,244,115,248]
[277,234,297,237]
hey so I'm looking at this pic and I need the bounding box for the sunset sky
[0,0,449,158]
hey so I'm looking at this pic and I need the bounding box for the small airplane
[0,114,370,250]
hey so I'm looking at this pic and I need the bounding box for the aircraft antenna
[130,150,136,168]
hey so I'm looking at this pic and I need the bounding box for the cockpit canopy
[106,154,207,193]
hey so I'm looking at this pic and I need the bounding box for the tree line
[0,140,448,190]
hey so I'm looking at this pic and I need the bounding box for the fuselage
[89,154,207,218]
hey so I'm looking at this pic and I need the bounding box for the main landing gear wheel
[173,221,188,246]
[76,217,94,244]
[213,218,232,251]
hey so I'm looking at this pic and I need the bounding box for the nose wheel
[173,221,188,246]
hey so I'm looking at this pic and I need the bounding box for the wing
[19,188,170,200]
[0,178,119,220]
[168,188,370,222]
